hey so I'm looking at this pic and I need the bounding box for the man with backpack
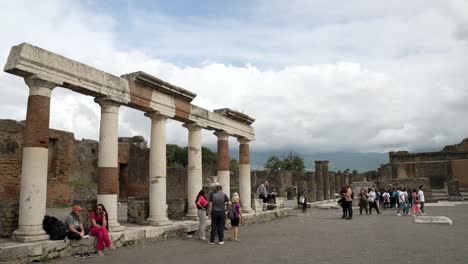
[208,183,229,245]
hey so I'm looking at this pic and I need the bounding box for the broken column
[335,171,341,193]
[306,172,316,202]
[322,161,330,200]
[315,161,324,201]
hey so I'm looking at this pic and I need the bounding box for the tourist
[390,188,397,208]
[345,184,353,219]
[257,180,275,203]
[66,205,91,258]
[300,190,308,213]
[229,192,243,242]
[411,189,421,216]
[195,189,208,240]
[89,204,113,256]
[208,182,229,245]
[418,185,426,215]
[339,186,348,219]
[358,188,369,215]
[367,188,380,215]
[382,190,390,209]
[403,188,410,215]
[396,187,406,216]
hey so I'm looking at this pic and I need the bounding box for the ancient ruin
[1,43,255,242]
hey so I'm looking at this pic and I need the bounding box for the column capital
[183,122,202,131]
[145,111,169,121]
[237,137,251,144]
[214,131,230,140]
[24,75,58,97]
[94,97,121,113]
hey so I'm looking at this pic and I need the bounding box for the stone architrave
[12,76,57,242]
[322,161,330,200]
[238,138,253,212]
[146,112,172,226]
[306,172,316,202]
[215,131,230,197]
[184,123,203,219]
[95,97,125,232]
[315,161,324,201]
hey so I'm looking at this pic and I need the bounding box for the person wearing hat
[208,182,229,245]
[66,205,85,240]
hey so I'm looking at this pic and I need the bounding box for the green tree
[201,147,217,167]
[264,155,282,172]
[264,153,305,172]
[230,158,239,173]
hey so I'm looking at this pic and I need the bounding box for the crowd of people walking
[342,185,427,219]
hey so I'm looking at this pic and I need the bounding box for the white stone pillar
[95,97,125,232]
[13,76,56,242]
[184,123,203,220]
[215,131,230,197]
[146,112,172,226]
[238,138,253,213]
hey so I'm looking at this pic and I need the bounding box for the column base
[109,223,126,233]
[183,214,199,221]
[241,207,254,214]
[12,228,49,242]
[147,216,172,226]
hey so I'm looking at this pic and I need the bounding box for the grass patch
[69,180,97,187]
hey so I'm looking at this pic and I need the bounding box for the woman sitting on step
[90,204,114,256]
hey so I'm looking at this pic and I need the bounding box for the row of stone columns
[13,77,253,241]
[310,162,356,202]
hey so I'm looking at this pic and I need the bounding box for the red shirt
[90,211,106,226]
[196,195,208,209]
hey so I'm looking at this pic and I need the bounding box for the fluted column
[184,123,202,219]
[322,161,330,200]
[95,97,124,232]
[13,76,57,242]
[238,138,253,213]
[215,131,230,197]
[315,161,323,201]
[146,112,172,226]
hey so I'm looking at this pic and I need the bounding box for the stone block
[251,199,264,212]
[414,216,453,225]
[143,226,165,238]
[123,228,145,242]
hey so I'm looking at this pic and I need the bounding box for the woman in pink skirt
[411,189,421,216]
[89,204,114,256]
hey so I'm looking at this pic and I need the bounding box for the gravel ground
[51,204,468,264]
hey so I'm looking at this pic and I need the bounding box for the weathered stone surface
[414,216,453,225]
[4,43,131,104]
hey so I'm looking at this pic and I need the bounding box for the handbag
[299,196,305,204]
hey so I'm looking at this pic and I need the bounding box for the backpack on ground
[43,215,67,240]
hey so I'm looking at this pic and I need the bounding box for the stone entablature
[5,43,255,140]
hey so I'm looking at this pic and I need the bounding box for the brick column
[13,76,56,242]
[315,161,323,201]
[322,161,330,200]
[146,112,172,226]
[184,123,202,220]
[215,131,230,197]
[95,98,124,232]
[335,171,341,193]
[306,172,316,202]
[238,138,253,213]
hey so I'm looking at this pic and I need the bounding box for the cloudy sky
[0,0,467,154]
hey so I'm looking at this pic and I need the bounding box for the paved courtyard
[52,204,468,264]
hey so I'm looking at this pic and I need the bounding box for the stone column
[315,161,323,201]
[352,170,358,185]
[184,123,202,219]
[95,98,124,232]
[13,76,56,242]
[146,112,172,226]
[238,138,253,213]
[322,161,330,200]
[329,171,335,198]
[335,171,341,193]
[215,131,230,197]
[306,172,316,202]
[344,169,350,185]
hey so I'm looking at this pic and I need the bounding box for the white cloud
[0,0,467,155]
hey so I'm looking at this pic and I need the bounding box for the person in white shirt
[418,185,426,215]
[382,191,390,209]
[396,187,406,216]
[367,188,380,215]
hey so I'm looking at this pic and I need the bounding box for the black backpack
[228,204,237,220]
[43,215,67,240]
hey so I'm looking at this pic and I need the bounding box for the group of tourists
[342,185,426,219]
[64,203,114,258]
[195,182,243,245]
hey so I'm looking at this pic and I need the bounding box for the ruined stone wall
[0,120,24,202]
[387,178,432,202]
